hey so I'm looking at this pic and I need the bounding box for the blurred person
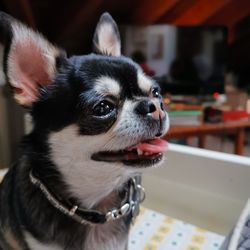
[224,69,249,110]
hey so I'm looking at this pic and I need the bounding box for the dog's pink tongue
[137,138,168,154]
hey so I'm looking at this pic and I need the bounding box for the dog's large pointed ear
[0,12,63,106]
[93,13,121,56]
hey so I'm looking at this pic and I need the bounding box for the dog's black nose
[135,100,156,116]
[136,100,166,120]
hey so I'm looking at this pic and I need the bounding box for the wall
[0,86,11,168]
[0,45,25,168]
[123,25,177,76]
[0,45,10,168]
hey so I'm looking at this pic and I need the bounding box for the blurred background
[0,0,250,168]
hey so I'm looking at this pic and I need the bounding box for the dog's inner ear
[7,22,61,106]
[93,12,121,57]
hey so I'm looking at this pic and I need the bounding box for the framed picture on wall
[149,33,164,60]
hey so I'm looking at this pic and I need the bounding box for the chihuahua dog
[0,12,169,250]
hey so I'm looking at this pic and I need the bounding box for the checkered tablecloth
[129,207,225,250]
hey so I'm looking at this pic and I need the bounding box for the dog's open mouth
[91,138,168,167]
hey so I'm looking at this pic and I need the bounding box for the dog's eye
[152,87,160,98]
[93,101,115,116]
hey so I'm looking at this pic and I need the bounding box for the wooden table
[165,120,250,155]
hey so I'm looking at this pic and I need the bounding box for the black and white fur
[0,12,169,250]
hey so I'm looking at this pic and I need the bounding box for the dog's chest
[25,221,127,250]
[84,222,128,250]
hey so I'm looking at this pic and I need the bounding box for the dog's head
[1,12,169,170]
